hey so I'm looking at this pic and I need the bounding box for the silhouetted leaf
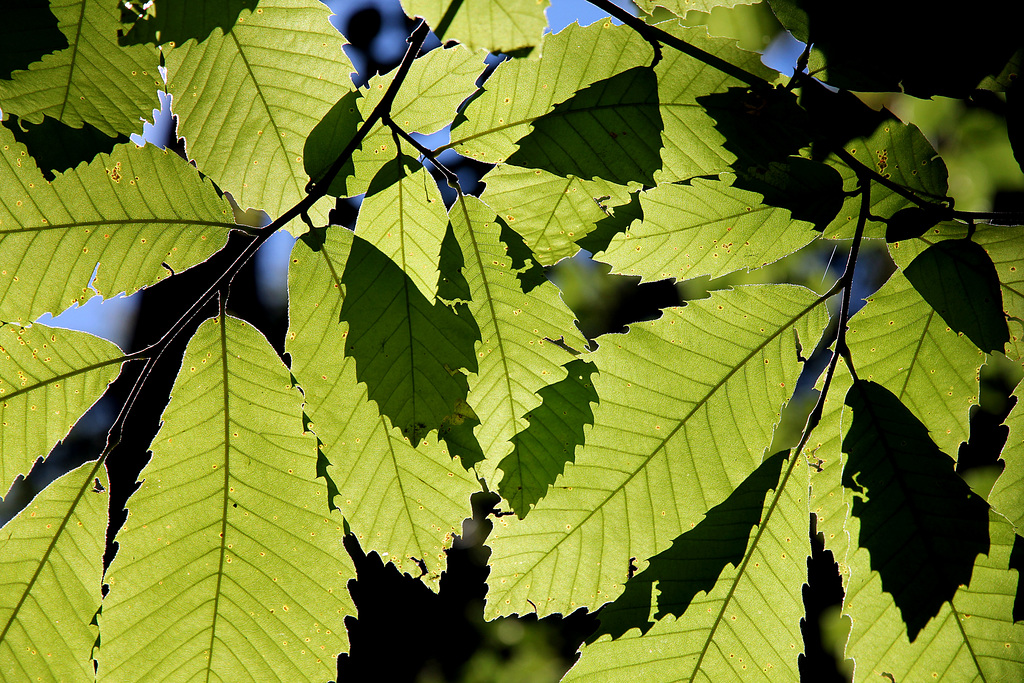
[498,359,599,517]
[842,380,990,641]
[885,206,945,243]
[700,87,810,169]
[904,238,1009,354]
[508,67,664,186]
[734,157,844,232]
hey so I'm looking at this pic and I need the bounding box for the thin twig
[384,115,462,188]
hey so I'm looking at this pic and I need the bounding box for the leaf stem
[384,116,462,189]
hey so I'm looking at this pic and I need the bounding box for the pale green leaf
[0,0,160,137]
[0,461,107,683]
[598,176,818,282]
[448,23,655,165]
[844,268,983,458]
[357,164,448,301]
[165,0,353,227]
[565,452,809,682]
[652,23,777,182]
[989,381,1024,529]
[635,0,760,15]
[100,316,353,682]
[841,510,1024,681]
[305,43,483,198]
[287,229,478,582]
[400,0,550,52]
[0,324,124,497]
[446,195,587,476]
[0,129,235,324]
[822,121,949,239]
[480,164,631,265]
[486,285,829,617]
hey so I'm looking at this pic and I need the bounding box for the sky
[33,0,803,349]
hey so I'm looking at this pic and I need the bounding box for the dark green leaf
[498,359,599,518]
[904,238,1009,354]
[699,87,811,169]
[842,380,990,641]
[593,451,788,641]
[340,232,479,445]
[733,157,844,231]
[0,0,67,80]
[365,153,421,198]
[303,89,363,197]
[507,66,664,186]
[119,0,260,46]
[2,114,127,181]
[885,206,945,243]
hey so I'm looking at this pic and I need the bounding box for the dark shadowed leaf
[904,238,1009,354]
[842,380,990,641]
[699,87,811,169]
[576,190,643,255]
[885,206,945,243]
[498,359,599,517]
[734,157,844,231]
[119,0,260,46]
[2,114,128,180]
[303,89,363,197]
[508,66,664,186]
[340,232,479,446]
[0,0,67,80]
[594,451,788,640]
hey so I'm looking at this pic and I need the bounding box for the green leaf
[165,0,353,227]
[0,130,235,324]
[357,163,448,301]
[973,225,1024,359]
[0,324,125,496]
[653,24,778,182]
[598,176,817,282]
[565,451,808,681]
[287,228,479,582]
[0,0,160,138]
[449,23,656,165]
[699,86,811,169]
[0,460,107,683]
[0,0,68,80]
[904,239,1009,355]
[990,381,1024,529]
[339,229,479,446]
[480,165,629,265]
[841,510,1024,680]
[497,358,599,518]
[119,0,259,46]
[2,113,129,181]
[445,194,588,474]
[885,206,944,243]
[486,285,828,617]
[100,315,354,681]
[305,43,483,198]
[507,66,665,186]
[733,157,845,232]
[400,0,550,52]
[822,120,948,239]
[842,379,990,641]
[636,0,759,14]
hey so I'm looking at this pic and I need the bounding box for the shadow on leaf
[842,380,990,641]
[592,451,788,641]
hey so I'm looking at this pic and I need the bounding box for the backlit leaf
[100,316,354,681]
[0,0,160,138]
[0,324,125,496]
[0,129,235,324]
[400,0,550,52]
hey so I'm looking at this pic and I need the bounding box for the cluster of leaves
[2,0,1024,680]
